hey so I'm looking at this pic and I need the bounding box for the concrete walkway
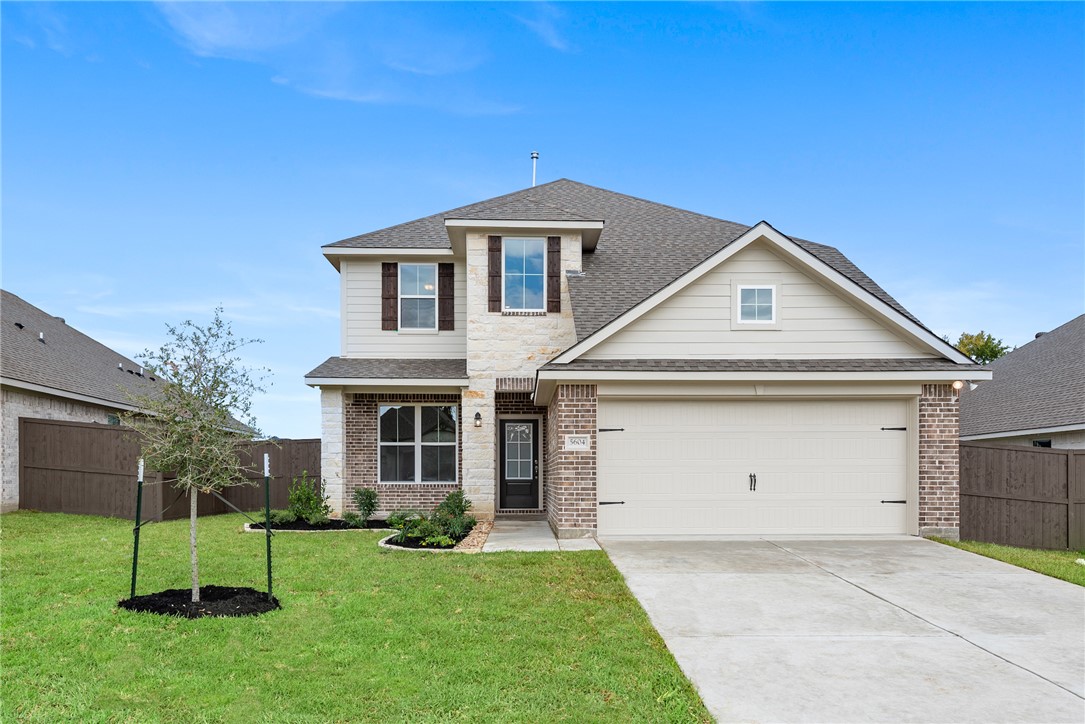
[482,520,601,552]
[602,537,1085,723]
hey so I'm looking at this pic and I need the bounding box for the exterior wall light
[474,412,483,428]
[951,380,965,391]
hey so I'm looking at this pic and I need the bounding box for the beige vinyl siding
[342,258,467,358]
[584,242,933,360]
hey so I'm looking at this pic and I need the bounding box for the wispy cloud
[6,3,74,55]
[513,3,572,52]
[154,2,517,114]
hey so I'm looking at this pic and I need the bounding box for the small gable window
[399,263,437,329]
[503,237,546,311]
[737,285,776,323]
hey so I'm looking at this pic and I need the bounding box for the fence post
[264,453,273,602]
[130,458,145,600]
[1069,451,1080,550]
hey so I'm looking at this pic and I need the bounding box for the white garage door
[597,398,909,536]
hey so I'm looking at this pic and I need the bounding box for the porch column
[319,387,345,515]
[461,382,496,520]
[546,383,597,538]
[918,383,960,539]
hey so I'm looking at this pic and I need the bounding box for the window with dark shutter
[438,263,455,331]
[381,262,398,330]
[547,236,561,313]
[488,235,502,313]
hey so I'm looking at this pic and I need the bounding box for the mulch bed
[247,519,387,532]
[119,586,280,619]
[381,536,458,550]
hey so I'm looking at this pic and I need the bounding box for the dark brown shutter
[438,262,454,331]
[487,235,502,313]
[547,236,561,313]
[381,262,398,330]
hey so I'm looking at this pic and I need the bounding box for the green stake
[130,458,145,600]
[264,453,273,602]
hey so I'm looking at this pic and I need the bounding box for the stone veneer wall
[343,392,463,516]
[545,384,597,538]
[919,383,960,538]
[495,392,549,513]
[320,388,346,514]
[1,386,118,512]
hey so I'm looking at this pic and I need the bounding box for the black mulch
[381,536,459,550]
[118,586,280,618]
[246,519,388,531]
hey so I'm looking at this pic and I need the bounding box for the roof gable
[960,315,1085,437]
[553,223,974,365]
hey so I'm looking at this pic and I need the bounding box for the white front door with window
[597,398,911,536]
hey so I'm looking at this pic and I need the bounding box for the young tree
[953,330,1012,365]
[124,308,267,603]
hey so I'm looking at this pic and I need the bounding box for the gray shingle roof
[960,315,1085,437]
[306,357,468,380]
[1,290,160,408]
[324,179,923,342]
[541,358,967,373]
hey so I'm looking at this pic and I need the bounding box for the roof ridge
[545,178,751,230]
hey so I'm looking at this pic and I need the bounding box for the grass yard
[1,512,709,723]
[933,537,1085,587]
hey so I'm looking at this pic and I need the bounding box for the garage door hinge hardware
[598,427,625,433]
[599,501,625,505]
[880,500,907,504]
[749,473,757,491]
[880,427,907,431]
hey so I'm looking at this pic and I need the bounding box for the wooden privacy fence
[960,441,1085,550]
[18,418,321,521]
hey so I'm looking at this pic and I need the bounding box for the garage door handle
[881,500,906,504]
[599,501,625,505]
[749,473,757,491]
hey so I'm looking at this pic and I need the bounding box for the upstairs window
[399,264,437,329]
[737,285,776,324]
[503,237,545,311]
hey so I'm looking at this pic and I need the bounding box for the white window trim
[736,284,777,324]
[398,263,438,331]
[378,404,458,484]
[501,237,547,313]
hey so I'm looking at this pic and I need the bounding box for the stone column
[461,382,496,520]
[320,387,345,515]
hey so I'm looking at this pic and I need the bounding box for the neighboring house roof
[540,358,970,373]
[1,289,161,409]
[306,357,467,381]
[960,315,1085,438]
[325,179,922,341]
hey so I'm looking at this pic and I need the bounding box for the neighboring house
[960,315,1085,449]
[306,179,989,539]
[0,290,161,512]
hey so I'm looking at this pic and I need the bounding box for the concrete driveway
[601,537,1085,723]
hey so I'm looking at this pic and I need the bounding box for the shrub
[342,511,363,528]
[386,491,476,548]
[352,487,379,524]
[287,471,330,524]
[264,509,297,525]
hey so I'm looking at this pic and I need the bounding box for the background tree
[124,308,267,603]
[951,330,1012,365]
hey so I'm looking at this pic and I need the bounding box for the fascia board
[443,219,604,230]
[304,377,469,388]
[536,369,993,383]
[1,377,142,412]
[961,423,1085,441]
[321,247,455,271]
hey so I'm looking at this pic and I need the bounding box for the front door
[500,419,540,509]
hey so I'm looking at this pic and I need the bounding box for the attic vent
[55,317,65,324]
[14,322,24,329]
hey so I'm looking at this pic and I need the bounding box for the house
[0,290,161,512]
[960,315,1085,449]
[306,179,989,539]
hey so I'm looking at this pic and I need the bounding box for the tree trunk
[189,490,200,603]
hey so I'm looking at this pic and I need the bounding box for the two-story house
[306,179,989,540]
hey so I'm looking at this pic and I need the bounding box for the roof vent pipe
[1035,332,1045,339]
[38,332,45,343]
[531,151,539,187]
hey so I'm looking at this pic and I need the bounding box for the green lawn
[933,537,1085,586]
[1,512,709,723]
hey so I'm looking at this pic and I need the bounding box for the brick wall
[919,383,960,537]
[545,384,597,538]
[496,392,548,512]
[344,392,462,515]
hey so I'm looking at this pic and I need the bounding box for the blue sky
[3,2,1082,439]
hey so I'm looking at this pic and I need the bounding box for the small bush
[352,487,379,524]
[264,509,297,525]
[287,471,330,523]
[386,491,476,548]
[434,490,470,518]
[342,511,363,528]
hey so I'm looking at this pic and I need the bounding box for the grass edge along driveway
[1,511,708,723]
[933,537,1085,587]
